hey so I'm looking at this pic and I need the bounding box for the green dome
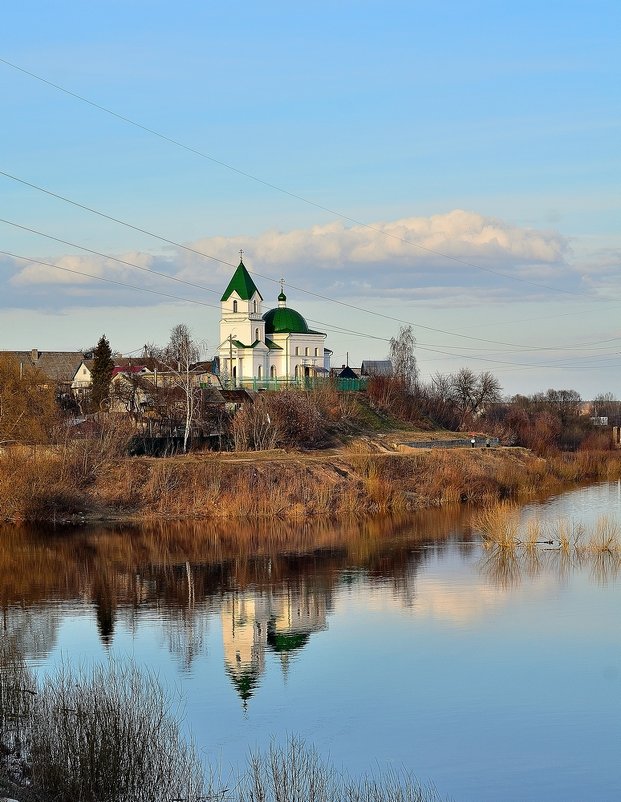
[263,306,310,334]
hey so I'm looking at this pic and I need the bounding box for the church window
[233,300,238,313]
[257,365,262,379]
[305,347,309,356]
[255,328,260,342]
[253,300,257,313]
[315,348,319,357]
[295,347,299,356]
[270,365,276,378]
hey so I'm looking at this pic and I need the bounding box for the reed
[1,436,620,523]
[237,737,445,802]
[0,649,205,802]
[586,516,621,554]
[473,503,521,548]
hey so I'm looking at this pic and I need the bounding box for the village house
[2,349,88,394]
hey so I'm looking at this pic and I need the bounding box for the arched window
[295,365,299,379]
[255,328,260,342]
[315,348,319,357]
[233,300,238,313]
[257,365,262,379]
[253,300,257,313]
[295,347,299,356]
[270,365,276,378]
[305,347,309,356]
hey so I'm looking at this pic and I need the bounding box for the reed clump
[473,503,521,548]
[473,504,621,587]
[0,646,205,802]
[0,648,448,802]
[237,737,446,802]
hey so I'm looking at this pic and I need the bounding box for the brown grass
[1,441,620,523]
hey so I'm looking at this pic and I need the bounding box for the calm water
[2,482,620,802]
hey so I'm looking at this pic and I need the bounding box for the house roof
[220,260,263,302]
[5,350,87,383]
[190,360,215,373]
[220,389,257,403]
[201,387,226,404]
[111,365,147,377]
[361,360,393,376]
[337,365,358,379]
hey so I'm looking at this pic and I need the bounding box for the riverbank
[1,435,620,523]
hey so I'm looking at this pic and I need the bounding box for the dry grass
[1,648,447,802]
[474,505,621,586]
[1,437,621,523]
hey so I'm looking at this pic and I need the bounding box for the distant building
[337,365,359,379]
[361,360,393,377]
[218,258,330,386]
[2,349,88,392]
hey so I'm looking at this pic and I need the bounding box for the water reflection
[0,508,474,666]
[2,486,619,802]
[223,581,329,705]
[0,494,618,676]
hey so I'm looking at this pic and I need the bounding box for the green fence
[213,377,367,392]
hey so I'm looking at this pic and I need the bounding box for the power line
[0,56,585,299]
[3,202,620,364]
[1,169,609,354]
[0,250,222,310]
[0,217,221,297]
[3,247,617,373]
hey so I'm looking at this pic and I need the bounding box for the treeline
[2,346,619,458]
[368,373,620,456]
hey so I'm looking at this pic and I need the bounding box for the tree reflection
[0,510,468,667]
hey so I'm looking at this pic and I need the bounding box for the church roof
[263,306,325,335]
[220,260,263,302]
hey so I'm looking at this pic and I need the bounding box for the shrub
[30,661,205,802]
[233,392,331,451]
[237,737,445,802]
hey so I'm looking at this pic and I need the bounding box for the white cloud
[3,210,578,310]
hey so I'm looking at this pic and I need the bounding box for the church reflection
[222,580,329,704]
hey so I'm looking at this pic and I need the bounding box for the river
[1,482,620,801]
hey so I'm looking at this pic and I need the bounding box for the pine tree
[90,335,114,410]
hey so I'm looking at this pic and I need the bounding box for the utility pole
[229,333,235,388]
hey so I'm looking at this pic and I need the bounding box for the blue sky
[1,0,620,396]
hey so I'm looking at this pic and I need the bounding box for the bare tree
[429,368,502,427]
[158,324,203,453]
[389,325,419,392]
[592,392,620,420]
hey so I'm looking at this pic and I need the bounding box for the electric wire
[4,212,620,361]
[0,250,222,311]
[0,56,587,298]
[1,170,614,354]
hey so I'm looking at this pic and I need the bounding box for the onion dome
[263,306,310,334]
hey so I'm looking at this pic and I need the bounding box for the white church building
[218,258,330,386]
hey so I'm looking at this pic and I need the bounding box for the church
[218,257,330,386]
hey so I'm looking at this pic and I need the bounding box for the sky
[1,0,620,398]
